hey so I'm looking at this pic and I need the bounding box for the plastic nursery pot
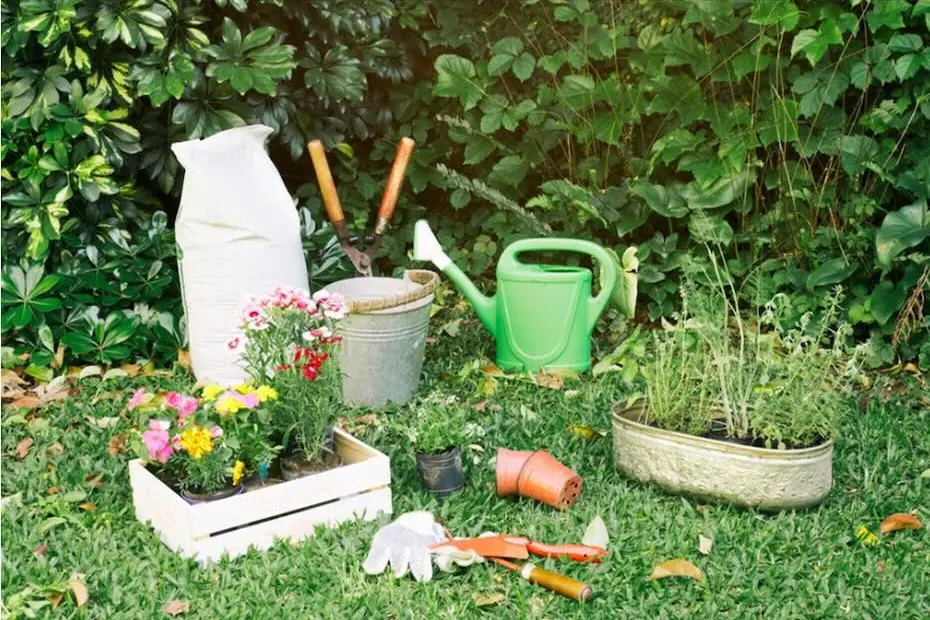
[415,446,464,498]
[496,448,582,510]
[180,484,243,505]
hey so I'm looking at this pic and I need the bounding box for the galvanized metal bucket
[326,270,438,408]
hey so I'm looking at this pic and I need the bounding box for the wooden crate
[129,428,391,563]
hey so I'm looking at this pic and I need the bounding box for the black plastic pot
[415,446,464,498]
[180,483,243,505]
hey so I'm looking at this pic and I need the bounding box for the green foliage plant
[404,394,467,455]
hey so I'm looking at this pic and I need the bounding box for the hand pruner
[306,137,415,277]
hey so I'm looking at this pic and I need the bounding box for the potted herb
[611,259,863,510]
[408,397,467,498]
[231,286,347,480]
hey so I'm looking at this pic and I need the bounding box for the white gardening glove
[362,511,448,582]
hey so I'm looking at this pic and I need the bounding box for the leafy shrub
[1,0,414,369]
[385,0,930,366]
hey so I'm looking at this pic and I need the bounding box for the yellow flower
[215,394,245,416]
[231,460,245,486]
[201,384,225,401]
[255,385,278,402]
[234,383,254,395]
[179,427,214,460]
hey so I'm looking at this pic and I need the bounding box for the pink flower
[227,336,242,350]
[142,419,174,463]
[127,388,148,411]
[241,392,260,408]
[250,318,269,331]
[210,426,223,438]
[303,327,333,342]
[171,434,181,450]
[164,392,199,420]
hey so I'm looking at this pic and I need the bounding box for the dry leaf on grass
[68,575,89,607]
[107,433,127,457]
[11,395,41,410]
[473,400,488,412]
[47,442,64,457]
[49,594,63,609]
[164,599,190,615]
[15,438,34,459]
[481,364,504,376]
[567,423,606,440]
[698,535,713,556]
[87,415,120,429]
[879,513,922,535]
[472,591,506,607]
[649,558,705,582]
[79,503,96,513]
[534,370,564,390]
[582,515,609,549]
[479,375,498,396]
[120,363,141,377]
[33,543,48,557]
[85,473,106,488]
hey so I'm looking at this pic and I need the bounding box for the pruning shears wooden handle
[306,139,346,236]
[375,137,415,235]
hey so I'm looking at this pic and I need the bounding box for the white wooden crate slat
[130,428,391,563]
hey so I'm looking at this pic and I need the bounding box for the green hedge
[3,0,929,374]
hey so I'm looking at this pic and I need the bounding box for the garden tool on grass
[433,530,598,602]
[413,219,617,372]
[307,137,415,277]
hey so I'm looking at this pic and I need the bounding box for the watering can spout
[413,220,497,335]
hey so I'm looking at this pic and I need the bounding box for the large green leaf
[869,280,907,325]
[839,135,879,175]
[433,55,484,110]
[630,179,687,218]
[488,155,528,187]
[748,1,800,31]
[876,200,930,267]
[807,258,858,289]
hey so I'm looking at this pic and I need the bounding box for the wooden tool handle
[306,139,345,227]
[375,137,415,232]
[523,564,593,602]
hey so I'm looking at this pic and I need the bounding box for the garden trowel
[307,137,415,277]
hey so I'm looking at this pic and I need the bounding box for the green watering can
[413,220,617,372]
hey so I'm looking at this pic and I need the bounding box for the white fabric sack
[172,124,308,386]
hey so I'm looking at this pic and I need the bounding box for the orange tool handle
[526,542,607,563]
[523,564,593,602]
[376,137,415,227]
[306,139,345,227]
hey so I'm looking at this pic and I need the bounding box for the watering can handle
[500,239,617,333]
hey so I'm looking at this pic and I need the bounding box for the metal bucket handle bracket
[345,269,440,314]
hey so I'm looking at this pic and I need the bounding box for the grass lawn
[2,314,929,619]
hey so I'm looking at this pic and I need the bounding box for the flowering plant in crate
[230,286,347,477]
[127,384,278,500]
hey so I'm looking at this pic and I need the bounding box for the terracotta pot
[495,448,533,496]
[516,451,582,510]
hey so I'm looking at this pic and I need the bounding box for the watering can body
[443,238,617,372]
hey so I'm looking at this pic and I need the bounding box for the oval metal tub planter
[611,404,834,511]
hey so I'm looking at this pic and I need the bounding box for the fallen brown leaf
[14,437,34,459]
[481,364,504,376]
[876,560,886,572]
[649,558,705,582]
[164,599,190,616]
[33,543,48,557]
[79,502,96,513]
[32,377,72,403]
[478,375,498,396]
[47,486,61,495]
[1,368,26,388]
[108,432,127,457]
[698,535,713,556]
[86,415,120,429]
[11,395,41,410]
[49,594,63,609]
[696,504,710,512]
[473,400,488,412]
[68,576,89,607]
[85,473,106,489]
[120,363,142,377]
[176,349,192,370]
[879,513,922,535]
[472,591,506,607]
[535,370,564,390]
[47,442,65,457]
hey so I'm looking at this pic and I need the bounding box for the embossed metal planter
[611,404,833,511]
